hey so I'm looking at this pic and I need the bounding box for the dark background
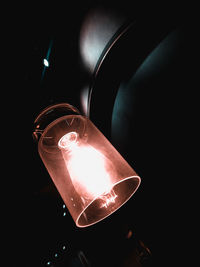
[4,1,196,266]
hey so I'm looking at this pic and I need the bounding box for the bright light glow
[58,132,78,150]
[35,104,141,227]
[58,132,117,206]
[100,189,117,208]
[43,58,49,67]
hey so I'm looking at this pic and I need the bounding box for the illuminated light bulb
[33,103,141,227]
[58,132,78,150]
[58,132,118,206]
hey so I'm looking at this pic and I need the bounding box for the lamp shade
[33,103,141,227]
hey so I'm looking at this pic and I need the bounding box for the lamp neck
[33,103,80,142]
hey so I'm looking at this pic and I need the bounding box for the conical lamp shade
[33,103,141,227]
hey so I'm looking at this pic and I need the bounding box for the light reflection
[80,85,90,116]
[126,229,133,239]
[41,39,53,82]
[43,58,49,67]
[44,243,68,266]
[79,8,125,73]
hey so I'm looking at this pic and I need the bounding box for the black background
[4,1,196,266]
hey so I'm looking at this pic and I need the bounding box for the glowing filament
[58,132,117,204]
[99,189,118,208]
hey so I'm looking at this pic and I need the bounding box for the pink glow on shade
[37,110,141,228]
[58,132,115,200]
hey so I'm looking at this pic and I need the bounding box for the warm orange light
[34,103,141,227]
[59,132,115,200]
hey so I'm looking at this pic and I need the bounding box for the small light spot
[46,261,51,266]
[43,58,49,67]
[63,204,66,208]
[62,245,66,250]
[63,212,66,216]
[55,253,58,258]
[126,230,133,239]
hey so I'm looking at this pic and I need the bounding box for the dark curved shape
[88,13,177,139]
[86,9,194,260]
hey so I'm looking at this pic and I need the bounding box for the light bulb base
[33,103,80,142]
